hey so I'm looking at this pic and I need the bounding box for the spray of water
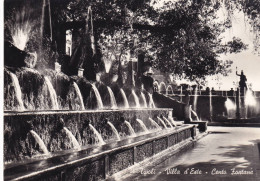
[44,77,59,110]
[89,124,105,145]
[9,72,25,111]
[245,90,257,106]
[225,98,236,110]
[225,98,236,119]
[63,127,81,150]
[148,93,156,108]
[191,109,200,121]
[193,85,198,112]
[148,117,161,130]
[91,84,104,109]
[124,121,136,136]
[73,82,85,110]
[107,121,120,140]
[209,90,213,119]
[132,90,140,108]
[120,89,129,108]
[167,116,177,127]
[107,86,117,109]
[157,116,168,129]
[136,119,149,132]
[30,130,49,155]
[141,92,148,108]
[162,116,173,128]
[12,25,31,50]
[6,7,33,50]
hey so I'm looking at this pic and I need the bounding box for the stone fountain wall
[4,108,171,163]
[189,96,260,120]
[162,93,260,121]
[5,124,196,181]
[189,95,227,121]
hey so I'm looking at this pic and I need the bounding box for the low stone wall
[4,109,170,163]
[4,125,196,181]
[189,95,227,121]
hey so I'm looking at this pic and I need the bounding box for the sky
[154,0,260,91]
[206,8,260,91]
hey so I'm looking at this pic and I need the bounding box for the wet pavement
[124,126,260,181]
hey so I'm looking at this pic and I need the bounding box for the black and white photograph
[2,0,260,180]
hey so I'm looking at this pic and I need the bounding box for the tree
[221,0,260,55]
[5,0,254,80]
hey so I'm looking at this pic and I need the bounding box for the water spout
[107,86,117,109]
[193,85,198,112]
[148,93,155,108]
[107,121,120,140]
[141,92,148,108]
[9,72,25,111]
[180,86,183,102]
[157,117,168,129]
[89,124,105,145]
[245,90,257,119]
[30,130,49,155]
[120,89,129,108]
[225,98,236,110]
[136,119,149,132]
[63,127,81,150]
[148,117,161,130]
[132,90,140,108]
[191,109,200,121]
[6,6,32,51]
[245,90,257,107]
[209,90,213,120]
[44,76,59,110]
[225,98,236,119]
[91,84,104,109]
[124,121,136,136]
[73,82,85,110]
[167,116,177,127]
[40,0,46,48]
[162,116,173,128]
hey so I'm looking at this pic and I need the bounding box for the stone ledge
[186,121,208,132]
[4,108,172,116]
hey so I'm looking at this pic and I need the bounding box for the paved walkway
[124,126,260,181]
